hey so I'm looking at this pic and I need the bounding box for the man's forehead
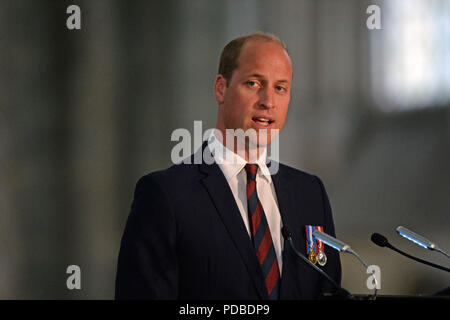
[236,49,292,80]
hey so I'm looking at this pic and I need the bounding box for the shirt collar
[207,130,272,183]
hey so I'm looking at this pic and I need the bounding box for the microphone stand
[387,242,450,273]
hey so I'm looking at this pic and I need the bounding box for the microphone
[371,233,450,273]
[396,226,450,259]
[313,229,379,299]
[311,229,351,252]
[281,226,353,299]
[371,233,388,247]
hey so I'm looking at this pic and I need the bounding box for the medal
[305,225,318,264]
[306,225,327,267]
[308,245,318,264]
[315,226,327,267]
[317,251,327,266]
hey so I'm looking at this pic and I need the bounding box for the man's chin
[223,126,280,147]
[257,128,280,145]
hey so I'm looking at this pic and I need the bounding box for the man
[115,32,341,300]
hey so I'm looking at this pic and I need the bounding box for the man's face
[214,40,293,146]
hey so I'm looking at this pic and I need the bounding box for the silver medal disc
[317,251,327,266]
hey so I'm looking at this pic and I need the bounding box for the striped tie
[244,163,280,300]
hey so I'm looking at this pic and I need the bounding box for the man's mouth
[252,117,274,126]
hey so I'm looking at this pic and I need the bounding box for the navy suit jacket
[115,144,341,300]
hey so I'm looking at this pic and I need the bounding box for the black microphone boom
[281,226,353,299]
[371,233,450,273]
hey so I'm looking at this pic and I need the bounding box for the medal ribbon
[314,226,324,254]
[305,225,317,254]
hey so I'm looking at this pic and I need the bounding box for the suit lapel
[198,143,268,299]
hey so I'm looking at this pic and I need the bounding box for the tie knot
[245,163,259,181]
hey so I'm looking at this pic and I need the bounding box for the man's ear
[213,74,227,104]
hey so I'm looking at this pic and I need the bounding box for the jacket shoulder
[276,162,322,186]
[137,163,202,191]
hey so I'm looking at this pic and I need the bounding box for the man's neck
[213,128,266,163]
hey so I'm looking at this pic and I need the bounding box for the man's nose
[258,87,275,109]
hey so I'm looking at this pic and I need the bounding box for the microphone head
[313,230,350,252]
[371,233,389,247]
[396,226,435,250]
[281,226,292,239]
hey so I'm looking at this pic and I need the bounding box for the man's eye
[247,81,257,87]
[276,86,287,92]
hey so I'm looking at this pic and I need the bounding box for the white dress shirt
[207,131,284,274]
